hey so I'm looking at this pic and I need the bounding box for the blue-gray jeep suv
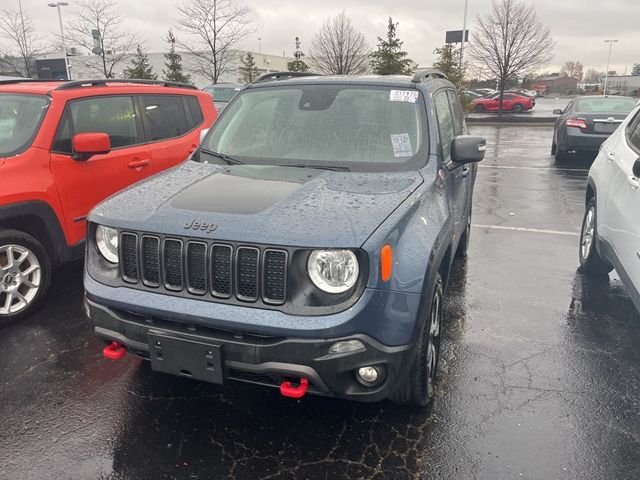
[84,70,486,406]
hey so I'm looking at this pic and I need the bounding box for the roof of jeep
[247,74,453,90]
[0,79,204,97]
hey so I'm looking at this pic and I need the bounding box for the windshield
[576,97,637,113]
[204,86,240,103]
[202,84,427,172]
[0,94,50,158]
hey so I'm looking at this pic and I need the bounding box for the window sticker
[389,90,419,103]
[390,133,413,158]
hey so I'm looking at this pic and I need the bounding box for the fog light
[357,366,380,384]
[328,340,365,355]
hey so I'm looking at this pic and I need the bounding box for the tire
[456,209,471,258]
[390,274,444,407]
[579,198,613,275]
[475,104,485,113]
[0,229,52,327]
[551,140,556,155]
[555,146,569,162]
[513,103,524,112]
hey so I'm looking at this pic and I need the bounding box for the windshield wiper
[200,148,244,165]
[279,164,351,172]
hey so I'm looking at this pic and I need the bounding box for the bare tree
[0,7,43,77]
[468,0,554,116]
[309,11,369,75]
[65,0,137,78]
[560,60,583,82]
[175,0,255,84]
[583,68,603,84]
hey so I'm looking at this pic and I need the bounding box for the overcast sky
[17,0,640,75]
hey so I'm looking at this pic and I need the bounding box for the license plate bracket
[148,331,223,384]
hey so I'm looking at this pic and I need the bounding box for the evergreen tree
[287,36,309,72]
[163,30,191,84]
[238,52,259,83]
[632,63,640,76]
[370,18,416,75]
[123,45,157,80]
[433,43,466,90]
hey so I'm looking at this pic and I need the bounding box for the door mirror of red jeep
[72,133,111,161]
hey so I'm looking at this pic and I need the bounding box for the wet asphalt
[1,126,639,480]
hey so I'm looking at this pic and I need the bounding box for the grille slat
[163,239,184,290]
[263,250,287,304]
[211,245,232,298]
[119,232,288,307]
[121,233,139,282]
[186,242,207,294]
[141,236,160,286]
[236,247,259,302]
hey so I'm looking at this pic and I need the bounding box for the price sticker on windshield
[389,90,419,103]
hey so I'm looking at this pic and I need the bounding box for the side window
[447,90,464,136]
[502,94,514,100]
[69,96,138,148]
[185,96,204,127]
[140,95,189,141]
[628,110,640,152]
[52,111,72,153]
[434,91,455,161]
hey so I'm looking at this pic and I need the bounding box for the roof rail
[55,79,198,91]
[254,71,322,83]
[411,68,449,83]
[0,78,66,85]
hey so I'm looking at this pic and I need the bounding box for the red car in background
[472,92,535,113]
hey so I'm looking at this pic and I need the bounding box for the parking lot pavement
[1,125,639,480]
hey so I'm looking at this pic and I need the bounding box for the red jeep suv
[0,79,216,325]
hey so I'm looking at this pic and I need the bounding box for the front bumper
[85,297,417,402]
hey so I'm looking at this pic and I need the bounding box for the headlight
[307,250,359,293]
[96,225,119,264]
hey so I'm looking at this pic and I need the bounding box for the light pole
[603,39,618,96]
[48,2,71,80]
[258,37,262,54]
[459,0,469,70]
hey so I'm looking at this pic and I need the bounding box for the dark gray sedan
[552,95,637,161]
[202,83,243,113]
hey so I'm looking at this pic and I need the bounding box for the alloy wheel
[0,244,41,315]
[426,286,443,396]
[581,206,595,261]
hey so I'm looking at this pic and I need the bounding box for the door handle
[188,144,198,154]
[128,159,150,169]
[626,176,640,189]
[461,166,470,177]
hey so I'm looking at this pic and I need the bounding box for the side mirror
[633,158,640,178]
[553,109,563,115]
[72,133,110,161]
[199,128,210,145]
[451,135,486,164]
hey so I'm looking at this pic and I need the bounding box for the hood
[90,162,423,247]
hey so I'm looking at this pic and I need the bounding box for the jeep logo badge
[183,219,217,233]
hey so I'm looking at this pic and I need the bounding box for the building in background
[606,75,640,96]
[30,50,294,87]
[532,75,578,95]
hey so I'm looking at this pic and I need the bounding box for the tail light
[566,118,588,130]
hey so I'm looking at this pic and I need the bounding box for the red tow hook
[103,341,126,360]
[280,378,309,399]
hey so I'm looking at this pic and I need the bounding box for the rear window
[202,84,427,172]
[185,95,204,126]
[576,97,637,113]
[141,95,189,141]
[0,93,50,158]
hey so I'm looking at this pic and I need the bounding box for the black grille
[141,236,160,286]
[118,232,288,306]
[236,247,259,301]
[211,245,232,298]
[186,242,207,294]
[163,239,183,290]
[263,250,287,304]
[121,233,138,282]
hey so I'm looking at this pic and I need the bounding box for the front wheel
[0,230,51,327]
[579,198,613,275]
[390,274,444,406]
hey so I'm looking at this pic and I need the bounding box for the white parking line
[472,224,579,236]
[478,165,589,172]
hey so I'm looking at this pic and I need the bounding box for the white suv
[580,103,640,311]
